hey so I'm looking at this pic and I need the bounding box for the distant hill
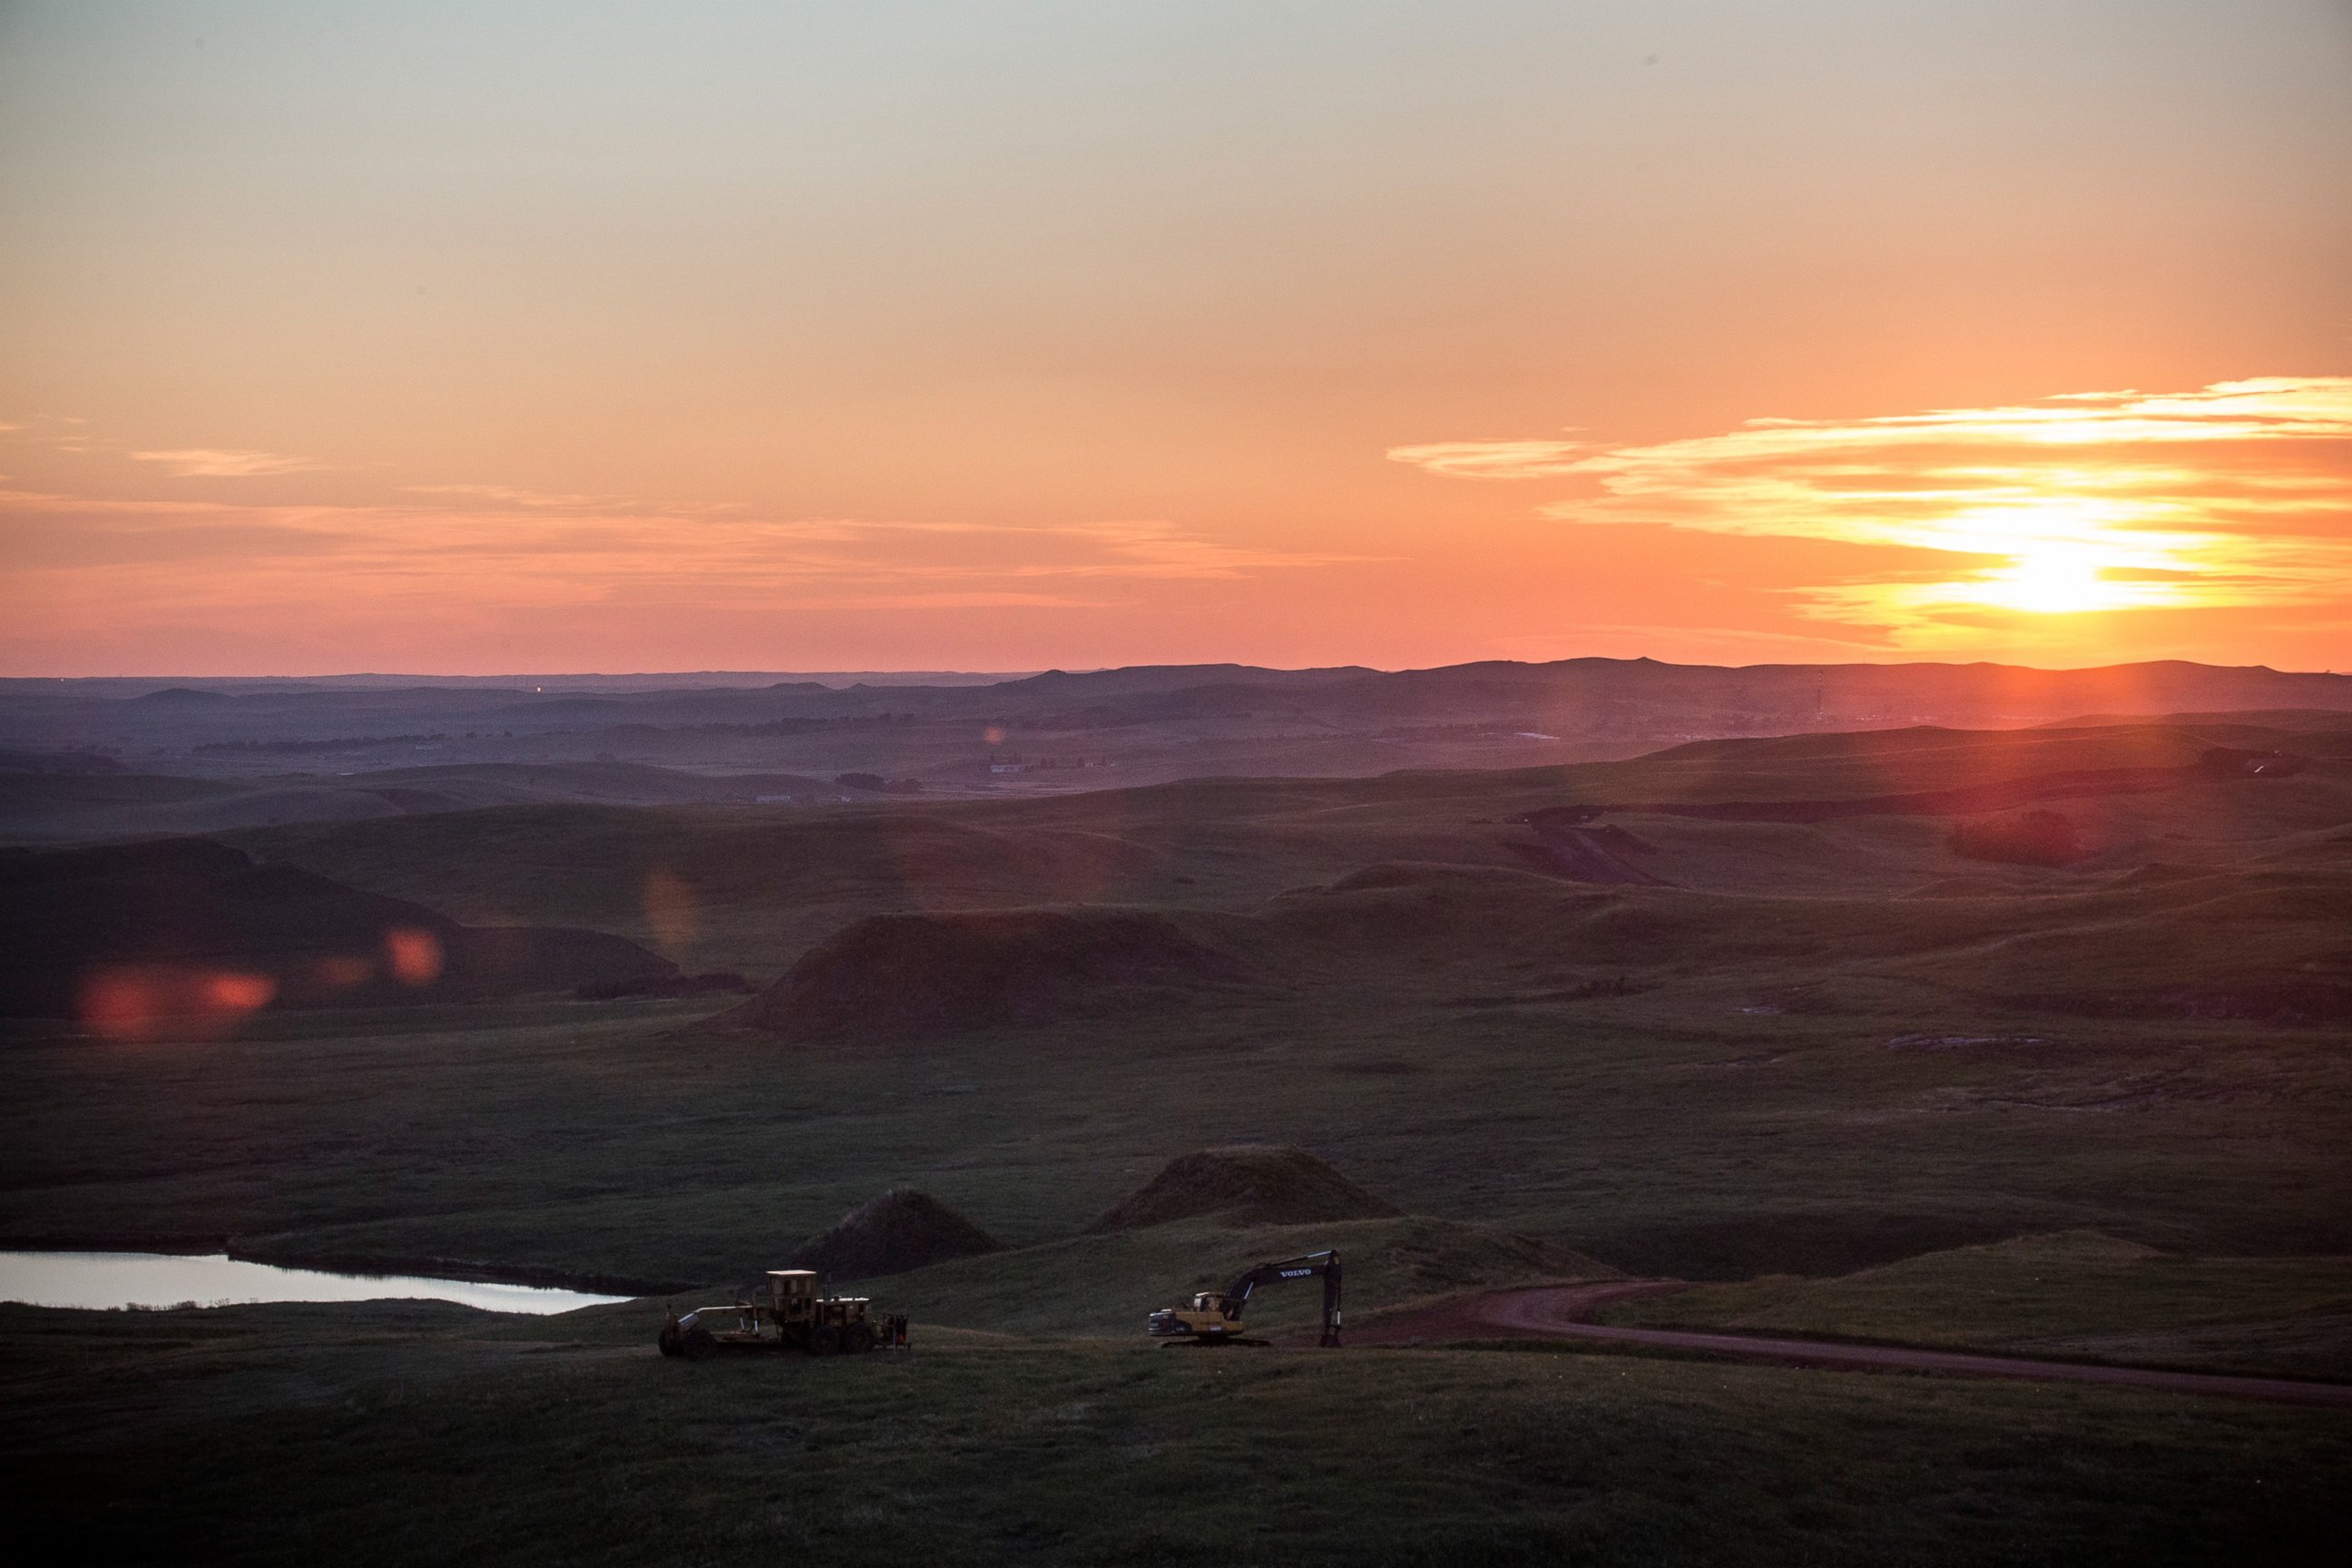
[0,838,673,1025]
[12,654,2345,716]
[744,908,1254,1039]
[4,658,2344,813]
[201,716,2349,981]
[11,655,2341,730]
[0,760,837,844]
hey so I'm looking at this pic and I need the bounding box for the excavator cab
[1149,1251,1341,1347]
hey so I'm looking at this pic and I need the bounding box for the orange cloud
[1392,378,2352,644]
[401,484,635,509]
[0,446,1360,662]
[1381,438,1589,480]
[129,448,324,478]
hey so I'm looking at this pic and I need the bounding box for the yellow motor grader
[1147,1250,1342,1347]
[658,1269,908,1359]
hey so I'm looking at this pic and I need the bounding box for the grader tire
[844,1322,876,1355]
[657,1327,683,1358]
[683,1328,717,1362]
[808,1325,842,1357]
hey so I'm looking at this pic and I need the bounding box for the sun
[1926,497,2192,619]
[1977,543,2132,615]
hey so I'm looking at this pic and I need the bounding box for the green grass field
[7,1299,2349,1566]
[8,975,2348,1293]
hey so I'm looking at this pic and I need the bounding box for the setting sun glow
[1396,379,2352,654]
[1,6,2347,675]
[1974,544,2138,617]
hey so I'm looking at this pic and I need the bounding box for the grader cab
[658,1269,909,1359]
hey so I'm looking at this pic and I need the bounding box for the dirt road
[1342,1281,2352,1408]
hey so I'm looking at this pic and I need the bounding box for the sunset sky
[3,2,2348,676]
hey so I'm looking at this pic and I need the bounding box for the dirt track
[1341,1282,2352,1408]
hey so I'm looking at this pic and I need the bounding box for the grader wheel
[808,1324,842,1356]
[844,1321,876,1354]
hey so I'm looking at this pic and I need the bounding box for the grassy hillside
[1,722,2341,1291]
[5,959,2347,1290]
[2,721,2343,1291]
[0,760,838,844]
[218,718,2352,978]
[1601,1232,2352,1380]
[8,714,2352,1563]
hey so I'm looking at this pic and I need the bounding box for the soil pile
[1087,1145,1401,1232]
[788,1189,1003,1280]
[1514,818,1671,886]
[1947,809,2084,867]
[749,908,1250,1038]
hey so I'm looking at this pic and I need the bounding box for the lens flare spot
[384,927,445,986]
[76,965,279,1041]
[642,867,699,952]
[206,972,277,1011]
[77,968,163,1041]
[310,955,375,988]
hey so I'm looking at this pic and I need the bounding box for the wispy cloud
[403,483,653,510]
[764,591,1115,611]
[1486,622,1894,665]
[130,448,323,478]
[0,479,1348,641]
[1383,437,1588,480]
[1021,520,1374,580]
[1392,377,2352,642]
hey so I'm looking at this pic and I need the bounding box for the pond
[0,1250,632,1315]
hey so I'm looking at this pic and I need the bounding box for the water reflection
[0,1250,629,1315]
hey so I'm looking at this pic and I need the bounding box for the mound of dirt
[1946,809,2084,867]
[1314,861,1565,896]
[1514,818,1671,886]
[749,908,1251,1038]
[1086,1145,1401,1232]
[788,1189,1003,1280]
